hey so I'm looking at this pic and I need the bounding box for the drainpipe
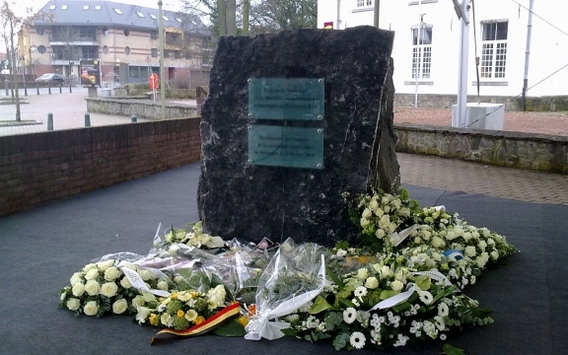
[374,0,380,28]
[521,0,534,111]
[336,0,341,29]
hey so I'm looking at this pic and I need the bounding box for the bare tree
[249,0,317,34]
[0,0,27,120]
[180,0,240,36]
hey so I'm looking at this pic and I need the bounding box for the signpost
[79,59,101,87]
[149,73,159,101]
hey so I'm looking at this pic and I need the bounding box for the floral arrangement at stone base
[58,188,518,352]
[242,189,518,350]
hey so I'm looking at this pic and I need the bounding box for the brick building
[18,0,212,88]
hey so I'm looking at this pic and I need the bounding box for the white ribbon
[412,270,453,286]
[370,283,417,311]
[121,266,170,297]
[244,254,326,341]
[389,224,419,247]
[370,269,453,311]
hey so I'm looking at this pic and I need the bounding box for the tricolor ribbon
[150,302,241,344]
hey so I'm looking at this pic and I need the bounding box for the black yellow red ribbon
[151,302,241,345]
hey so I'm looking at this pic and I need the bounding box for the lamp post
[158,0,166,120]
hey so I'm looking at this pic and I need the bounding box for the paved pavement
[1,88,567,206]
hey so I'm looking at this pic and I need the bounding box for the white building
[317,0,568,100]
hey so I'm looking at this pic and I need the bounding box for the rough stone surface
[198,26,400,245]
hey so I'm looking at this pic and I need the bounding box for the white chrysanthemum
[349,331,366,349]
[419,290,433,305]
[434,315,446,330]
[438,302,449,317]
[354,286,368,297]
[343,307,357,324]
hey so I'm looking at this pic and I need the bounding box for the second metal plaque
[248,125,324,169]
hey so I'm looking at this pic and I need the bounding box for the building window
[124,46,131,55]
[174,50,181,59]
[36,27,44,35]
[103,45,109,54]
[82,47,98,59]
[411,25,432,79]
[481,21,508,78]
[124,28,130,36]
[357,0,373,6]
[151,31,158,40]
[151,48,158,57]
[37,45,47,54]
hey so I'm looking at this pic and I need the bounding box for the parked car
[35,73,66,84]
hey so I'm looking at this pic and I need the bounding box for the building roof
[32,0,208,34]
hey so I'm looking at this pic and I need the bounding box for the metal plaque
[248,78,324,120]
[248,125,324,169]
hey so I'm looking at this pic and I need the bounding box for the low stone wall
[2,118,565,218]
[395,124,568,174]
[86,97,198,119]
[395,94,568,112]
[0,118,201,217]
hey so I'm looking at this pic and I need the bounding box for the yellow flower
[238,316,249,327]
[185,309,198,322]
[177,310,185,318]
[171,293,178,299]
[149,313,159,326]
[195,315,205,325]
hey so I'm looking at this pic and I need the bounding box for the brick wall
[2,118,565,218]
[0,118,201,217]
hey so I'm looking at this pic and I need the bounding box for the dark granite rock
[198,26,400,246]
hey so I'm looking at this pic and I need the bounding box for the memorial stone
[198,26,400,246]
